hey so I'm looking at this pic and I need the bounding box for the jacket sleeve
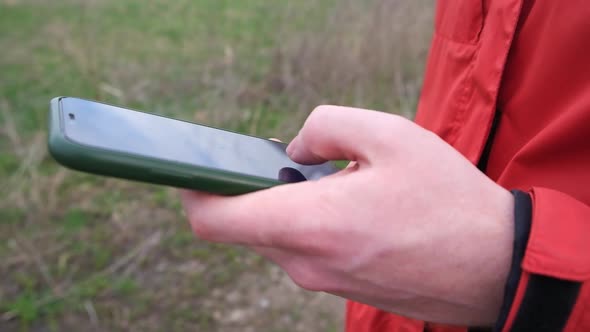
[495,188,590,331]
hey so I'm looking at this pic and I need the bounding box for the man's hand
[180,106,514,326]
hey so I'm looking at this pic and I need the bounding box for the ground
[0,0,432,331]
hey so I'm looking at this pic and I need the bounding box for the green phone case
[48,97,283,195]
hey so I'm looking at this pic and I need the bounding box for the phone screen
[59,98,338,183]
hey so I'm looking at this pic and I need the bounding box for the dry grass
[0,0,434,331]
[242,0,434,136]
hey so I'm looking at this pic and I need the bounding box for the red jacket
[346,1,590,331]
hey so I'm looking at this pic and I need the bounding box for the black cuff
[493,190,532,331]
[493,191,581,331]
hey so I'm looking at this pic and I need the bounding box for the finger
[286,105,394,165]
[180,181,320,247]
[250,245,290,266]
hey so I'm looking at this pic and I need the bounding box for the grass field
[0,0,433,331]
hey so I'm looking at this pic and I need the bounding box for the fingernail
[286,136,299,157]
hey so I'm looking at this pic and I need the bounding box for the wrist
[474,187,515,325]
[444,185,515,326]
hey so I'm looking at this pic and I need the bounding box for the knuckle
[373,113,412,149]
[189,221,214,241]
[390,114,416,133]
[286,262,323,291]
[307,105,335,128]
[185,208,215,241]
[385,113,406,131]
[310,104,333,116]
[300,105,338,146]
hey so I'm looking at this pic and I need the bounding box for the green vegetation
[0,0,432,330]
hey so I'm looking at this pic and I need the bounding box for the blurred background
[0,0,434,331]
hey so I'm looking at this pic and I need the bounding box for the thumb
[286,105,391,165]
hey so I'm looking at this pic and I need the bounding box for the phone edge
[48,97,284,195]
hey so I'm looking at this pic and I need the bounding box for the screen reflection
[60,98,338,182]
[278,167,307,183]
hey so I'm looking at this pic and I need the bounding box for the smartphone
[48,97,338,195]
